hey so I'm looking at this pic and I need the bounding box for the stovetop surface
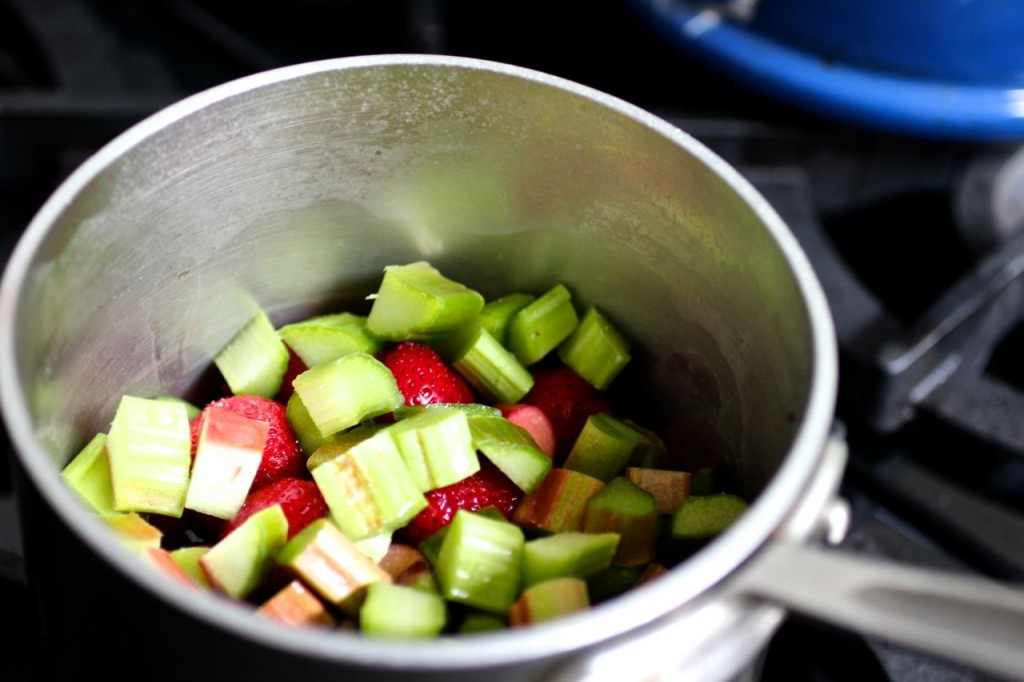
[2,1,1023,680]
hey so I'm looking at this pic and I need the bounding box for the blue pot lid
[629,0,1024,142]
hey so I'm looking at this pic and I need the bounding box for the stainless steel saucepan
[2,54,1023,682]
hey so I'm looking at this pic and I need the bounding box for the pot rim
[0,53,839,671]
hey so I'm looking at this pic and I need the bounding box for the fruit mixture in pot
[60,261,747,636]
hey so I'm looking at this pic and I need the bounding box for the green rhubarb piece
[366,261,485,340]
[582,477,658,566]
[359,581,447,638]
[563,413,651,483]
[418,506,507,566]
[690,466,719,496]
[521,531,620,588]
[386,407,480,491]
[170,546,212,588]
[626,467,692,515]
[199,504,289,600]
[671,493,749,541]
[61,432,115,515]
[214,309,290,398]
[103,512,163,554]
[310,430,426,541]
[155,395,201,421]
[185,405,268,519]
[140,547,205,590]
[586,564,646,603]
[508,577,590,627]
[393,402,502,420]
[277,517,392,612]
[292,351,404,437]
[435,509,524,614]
[286,390,337,457]
[468,415,552,493]
[451,327,534,404]
[354,530,394,564]
[506,284,579,366]
[478,293,535,345]
[557,306,631,390]
[278,312,381,368]
[512,468,605,534]
[305,422,389,470]
[106,395,192,517]
[621,419,671,469]
[458,610,507,633]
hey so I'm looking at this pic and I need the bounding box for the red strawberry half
[396,459,523,545]
[190,394,306,491]
[220,477,327,540]
[378,341,475,406]
[521,364,612,459]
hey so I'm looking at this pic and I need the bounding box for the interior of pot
[1,54,835,672]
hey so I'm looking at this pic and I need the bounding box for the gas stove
[2,2,1022,680]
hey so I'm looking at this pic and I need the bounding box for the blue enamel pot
[628,0,1024,141]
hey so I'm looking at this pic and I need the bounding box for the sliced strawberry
[378,341,475,406]
[521,364,612,459]
[220,477,327,540]
[190,394,306,491]
[396,459,523,545]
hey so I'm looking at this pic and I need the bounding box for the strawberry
[521,364,611,459]
[378,341,475,406]
[190,394,306,491]
[220,477,327,540]
[396,459,523,545]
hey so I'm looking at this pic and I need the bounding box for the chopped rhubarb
[292,351,404,437]
[506,284,579,367]
[512,468,605,534]
[214,309,290,399]
[434,509,524,614]
[310,430,426,541]
[185,405,269,520]
[139,546,201,590]
[199,504,289,600]
[277,518,392,614]
[366,261,485,340]
[582,476,658,566]
[468,414,552,493]
[106,395,192,517]
[61,432,115,515]
[556,306,631,390]
[258,579,337,628]
[103,512,163,554]
[521,531,620,587]
[169,546,212,588]
[625,466,692,515]
[508,577,590,627]
[359,582,447,638]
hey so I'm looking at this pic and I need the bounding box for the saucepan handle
[733,540,1024,680]
[549,539,1024,682]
